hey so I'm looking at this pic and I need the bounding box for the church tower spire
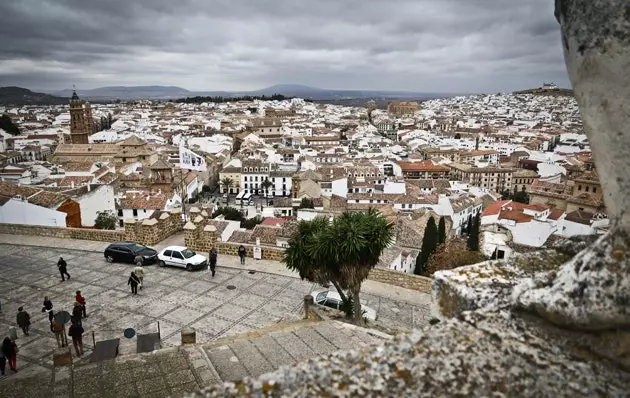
[69,86,90,144]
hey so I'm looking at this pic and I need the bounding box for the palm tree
[261,179,273,205]
[220,177,234,205]
[284,209,394,323]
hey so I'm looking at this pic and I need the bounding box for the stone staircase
[8,319,391,398]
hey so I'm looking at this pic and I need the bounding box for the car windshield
[181,248,196,258]
[131,244,147,253]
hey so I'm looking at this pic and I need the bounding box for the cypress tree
[415,216,438,275]
[465,214,473,235]
[437,217,446,245]
[467,213,481,251]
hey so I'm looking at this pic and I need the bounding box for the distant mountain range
[0,86,68,105]
[42,84,454,101]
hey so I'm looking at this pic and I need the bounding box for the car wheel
[186,264,192,272]
[158,260,166,267]
[106,255,114,263]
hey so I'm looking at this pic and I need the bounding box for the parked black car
[104,241,158,265]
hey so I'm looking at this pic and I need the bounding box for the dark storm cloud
[0,0,568,92]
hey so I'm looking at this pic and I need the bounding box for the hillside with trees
[0,86,67,105]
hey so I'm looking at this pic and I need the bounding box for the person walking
[1,337,17,373]
[134,254,143,267]
[72,302,83,326]
[68,319,84,357]
[238,245,246,265]
[42,296,54,324]
[208,247,217,277]
[51,317,65,348]
[57,257,71,281]
[128,271,140,295]
[16,307,31,336]
[75,291,87,318]
[134,264,145,289]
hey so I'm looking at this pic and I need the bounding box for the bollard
[181,328,196,345]
[303,295,314,320]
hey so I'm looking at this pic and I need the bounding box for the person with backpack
[51,317,66,348]
[238,245,246,265]
[68,319,84,357]
[16,307,31,336]
[208,247,218,277]
[134,264,145,289]
[57,257,71,281]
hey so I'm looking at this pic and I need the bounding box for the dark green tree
[467,213,481,251]
[415,216,438,275]
[437,217,447,245]
[94,210,118,230]
[298,198,314,209]
[0,114,20,135]
[465,214,473,235]
[512,187,529,204]
[283,209,395,323]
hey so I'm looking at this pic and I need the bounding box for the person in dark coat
[68,319,84,357]
[1,337,17,373]
[208,247,218,277]
[16,307,30,336]
[72,302,83,325]
[42,296,54,323]
[238,245,246,265]
[57,257,71,281]
[128,271,140,295]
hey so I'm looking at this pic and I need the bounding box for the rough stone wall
[368,267,433,294]
[0,222,124,242]
[0,210,185,246]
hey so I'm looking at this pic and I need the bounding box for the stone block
[53,347,73,367]
[159,212,170,220]
[142,218,158,226]
[181,328,196,345]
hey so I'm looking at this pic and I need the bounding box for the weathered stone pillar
[183,221,198,249]
[140,218,159,245]
[202,225,217,253]
[123,219,137,242]
[517,0,630,331]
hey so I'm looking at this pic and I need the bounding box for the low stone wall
[0,209,184,246]
[215,242,285,262]
[368,267,433,294]
[0,222,124,242]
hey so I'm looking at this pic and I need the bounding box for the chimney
[71,181,75,188]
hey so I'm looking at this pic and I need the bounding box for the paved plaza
[0,242,431,395]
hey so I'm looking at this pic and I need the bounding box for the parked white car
[157,246,207,271]
[310,290,377,321]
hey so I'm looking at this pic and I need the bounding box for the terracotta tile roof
[397,160,450,172]
[61,162,94,172]
[207,220,230,235]
[54,144,119,155]
[97,172,118,184]
[278,220,299,238]
[118,135,146,146]
[58,176,93,187]
[119,192,168,210]
[565,210,595,225]
[228,230,253,243]
[92,165,110,177]
[498,210,534,223]
[548,208,565,220]
[327,195,347,211]
[249,225,279,245]
[261,217,287,227]
[482,200,512,216]
[0,180,70,208]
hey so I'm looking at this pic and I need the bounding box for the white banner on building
[179,142,207,172]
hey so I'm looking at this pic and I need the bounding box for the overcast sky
[0,0,569,93]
